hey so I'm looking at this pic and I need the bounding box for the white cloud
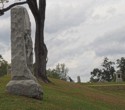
[45,0,95,33]
[45,0,125,82]
[89,27,125,57]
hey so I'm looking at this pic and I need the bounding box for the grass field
[0,75,125,110]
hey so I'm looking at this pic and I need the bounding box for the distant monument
[6,6,43,99]
[77,76,81,83]
[116,70,123,82]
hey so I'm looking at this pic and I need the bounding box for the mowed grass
[0,75,125,110]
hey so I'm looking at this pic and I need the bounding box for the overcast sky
[0,0,125,82]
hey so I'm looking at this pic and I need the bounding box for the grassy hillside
[0,75,125,110]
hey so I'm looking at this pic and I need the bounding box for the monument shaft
[6,6,43,99]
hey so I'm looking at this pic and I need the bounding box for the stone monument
[6,6,43,99]
[116,70,123,82]
[77,76,81,83]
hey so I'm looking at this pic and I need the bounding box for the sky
[0,0,125,82]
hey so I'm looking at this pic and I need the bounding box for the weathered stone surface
[6,80,43,99]
[6,6,43,99]
[77,76,81,83]
[10,6,34,80]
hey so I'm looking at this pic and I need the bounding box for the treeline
[0,55,8,76]
[47,63,74,82]
[0,54,74,82]
[47,63,68,80]
[90,57,125,82]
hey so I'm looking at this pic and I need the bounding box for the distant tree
[90,57,115,82]
[0,54,8,76]
[101,57,115,82]
[47,63,69,81]
[0,0,50,82]
[117,57,125,81]
[90,68,102,82]
[47,68,60,79]
[56,63,69,81]
[0,54,2,59]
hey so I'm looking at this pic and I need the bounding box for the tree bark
[28,0,50,83]
[34,19,50,83]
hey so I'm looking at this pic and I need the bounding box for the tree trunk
[27,0,50,83]
[34,19,50,83]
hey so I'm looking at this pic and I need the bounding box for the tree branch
[0,1,27,15]
[27,0,39,20]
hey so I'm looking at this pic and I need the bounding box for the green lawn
[0,75,125,110]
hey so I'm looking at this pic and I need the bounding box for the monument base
[6,80,43,99]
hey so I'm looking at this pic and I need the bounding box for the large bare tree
[0,0,50,83]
